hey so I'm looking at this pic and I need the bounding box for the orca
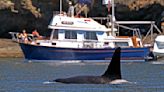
[53,47,125,84]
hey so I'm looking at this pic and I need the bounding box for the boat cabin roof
[48,14,117,32]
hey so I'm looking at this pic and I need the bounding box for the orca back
[102,47,121,80]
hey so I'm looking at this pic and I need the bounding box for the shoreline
[0,39,23,58]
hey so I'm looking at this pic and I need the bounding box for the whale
[53,47,126,84]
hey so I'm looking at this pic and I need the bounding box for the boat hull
[19,43,150,62]
[153,51,164,57]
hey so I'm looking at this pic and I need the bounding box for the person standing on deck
[75,0,91,17]
[32,29,42,39]
[67,1,75,17]
[22,29,28,43]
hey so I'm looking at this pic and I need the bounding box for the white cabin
[9,14,143,49]
[36,14,142,48]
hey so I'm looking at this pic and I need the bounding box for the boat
[9,13,151,62]
[152,35,164,59]
[9,0,151,62]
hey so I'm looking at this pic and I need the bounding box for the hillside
[1,0,164,58]
[0,0,164,38]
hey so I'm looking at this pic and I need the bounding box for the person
[74,3,82,17]
[67,1,74,17]
[17,33,24,42]
[32,29,39,37]
[22,29,28,43]
[75,3,89,17]
[32,29,42,39]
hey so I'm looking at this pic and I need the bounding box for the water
[0,58,163,92]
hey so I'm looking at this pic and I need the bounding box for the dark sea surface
[0,58,164,92]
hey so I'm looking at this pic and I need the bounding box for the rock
[0,39,23,58]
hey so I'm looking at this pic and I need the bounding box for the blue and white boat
[9,0,152,62]
[10,13,150,62]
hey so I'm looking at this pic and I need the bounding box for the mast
[111,0,115,36]
[104,0,115,36]
[60,0,62,14]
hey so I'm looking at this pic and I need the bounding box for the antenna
[60,0,62,14]
[111,0,115,36]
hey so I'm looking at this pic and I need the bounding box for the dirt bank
[0,39,23,58]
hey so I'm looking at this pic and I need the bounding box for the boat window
[156,41,164,49]
[65,30,77,39]
[53,30,58,39]
[84,31,97,40]
[114,42,129,47]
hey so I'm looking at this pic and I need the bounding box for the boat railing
[51,39,101,48]
[92,16,161,44]
[116,24,142,39]
[9,32,35,42]
[53,11,67,17]
[83,40,100,48]
[9,32,19,41]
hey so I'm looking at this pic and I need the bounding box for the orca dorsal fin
[101,47,121,80]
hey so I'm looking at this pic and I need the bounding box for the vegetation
[0,0,164,38]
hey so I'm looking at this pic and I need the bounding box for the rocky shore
[0,39,23,58]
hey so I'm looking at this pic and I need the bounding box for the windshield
[115,42,129,47]
[156,41,164,49]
